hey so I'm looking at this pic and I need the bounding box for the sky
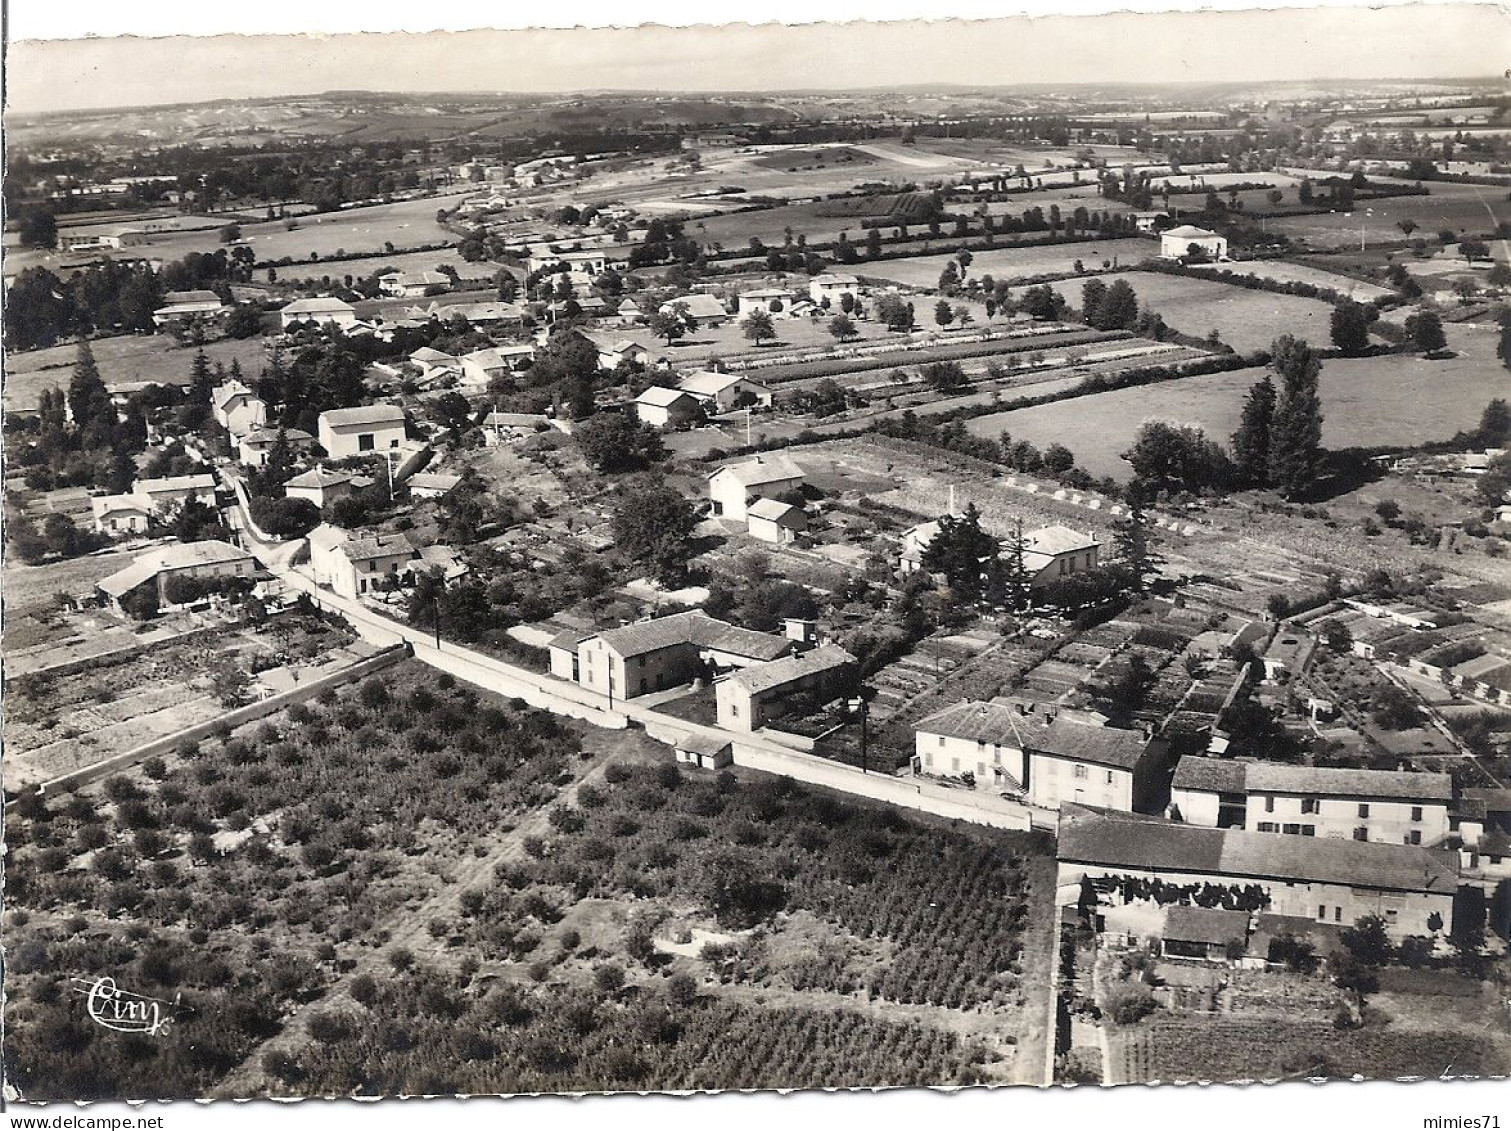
[6,3,1507,115]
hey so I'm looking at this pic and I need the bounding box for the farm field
[858,239,1156,289]
[964,322,1508,479]
[1268,181,1510,249]
[3,661,1058,1097]
[5,333,272,413]
[271,246,495,284]
[1010,270,1341,353]
[1218,258,1396,300]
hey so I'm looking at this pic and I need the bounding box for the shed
[674,733,734,771]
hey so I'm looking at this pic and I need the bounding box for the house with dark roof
[96,540,259,612]
[1057,805,1458,941]
[1158,906,1252,961]
[912,700,1168,812]
[238,427,314,469]
[715,645,857,733]
[307,523,417,599]
[1169,758,1453,846]
[549,609,795,701]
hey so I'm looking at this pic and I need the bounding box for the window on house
[1406,830,1422,846]
[1411,806,1423,822]
[1335,907,1343,922]
[1264,795,1275,813]
[390,438,400,449]
[1301,797,1318,814]
[1358,803,1370,819]
[1073,765,1088,780]
[1317,905,1327,920]
[1301,825,1315,836]
[1106,770,1114,784]
[938,736,946,747]
[1257,822,1276,832]
[358,433,375,452]
[1282,823,1301,834]
[731,704,738,717]
[1354,827,1369,842]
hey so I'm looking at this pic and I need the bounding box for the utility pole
[745,406,752,447]
[849,694,870,774]
[385,449,395,501]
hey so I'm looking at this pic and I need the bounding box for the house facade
[746,498,807,545]
[307,524,417,599]
[317,405,406,458]
[913,700,1167,813]
[133,474,217,519]
[809,273,861,305]
[707,454,805,523]
[284,467,367,509]
[90,494,152,536]
[634,386,701,429]
[281,297,357,331]
[96,540,258,611]
[715,645,857,733]
[1057,806,1459,941]
[1159,225,1229,261]
[678,370,774,413]
[1170,759,1453,846]
[211,381,267,438]
[237,427,314,469]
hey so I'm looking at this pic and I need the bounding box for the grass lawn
[1213,259,1396,301]
[272,246,494,284]
[1011,270,1342,354]
[3,547,141,618]
[1268,181,1510,250]
[965,322,1508,480]
[857,239,1155,289]
[6,333,272,412]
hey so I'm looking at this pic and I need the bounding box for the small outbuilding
[674,733,734,771]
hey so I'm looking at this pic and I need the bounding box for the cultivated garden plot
[857,239,1156,289]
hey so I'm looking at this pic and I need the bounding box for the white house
[380,271,450,298]
[746,498,807,545]
[634,386,701,430]
[237,427,314,469]
[1169,759,1453,847]
[211,381,267,438]
[406,472,462,499]
[152,289,227,327]
[408,346,464,385]
[96,540,258,612]
[809,273,861,306]
[1056,806,1458,942]
[1021,525,1103,589]
[548,609,793,700]
[132,474,217,519]
[529,248,609,275]
[677,370,774,413]
[1159,224,1229,261]
[280,297,357,331]
[659,294,730,326]
[90,494,152,536]
[912,700,1167,813]
[589,336,658,370]
[715,645,857,733]
[737,287,797,317]
[317,405,406,458]
[707,454,805,523]
[284,466,369,509]
[461,346,536,388]
[307,524,417,600]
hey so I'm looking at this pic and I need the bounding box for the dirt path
[210,730,624,1098]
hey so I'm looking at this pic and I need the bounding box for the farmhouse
[461,345,537,387]
[90,493,152,536]
[809,273,860,305]
[211,381,267,438]
[715,645,858,733]
[660,293,730,325]
[318,404,406,459]
[549,609,794,701]
[1022,525,1102,589]
[1158,905,1252,961]
[380,271,450,298]
[284,467,370,509]
[307,524,418,600]
[746,498,807,545]
[678,370,774,412]
[237,426,314,469]
[1159,224,1229,261]
[737,287,797,316]
[634,386,702,429]
[1169,759,1453,846]
[281,297,357,331]
[133,474,216,519]
[1056,806,1458,941]
[152,289,226,327]
[912,700,1168,812]
[96,540,258,612]
[708,454,805,523]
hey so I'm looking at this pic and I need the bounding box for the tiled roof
[1025,525,1100,556]
[636,385,695,408]
[283,297,354,315]
[1171,757,1249,794]
[747,498,802,523]
[914,700,1035,746]
[320,404,405,429]
[241,427,312,446]
[727,645,857,695]
[1164,224,1220,239]
[344,532,415,560]
[1058,806,1458,894]
[709,453,805,488]
[1161,905,1251,946]
[1244,763,1453,802]
[1029,717,1154,770]
[97,540,254,598]
[676,732,732,758]
[285,467,357,490]
[679,370,747,396]
[593,610,791,662]
[135,474,215,494]
[407,472,462,493]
